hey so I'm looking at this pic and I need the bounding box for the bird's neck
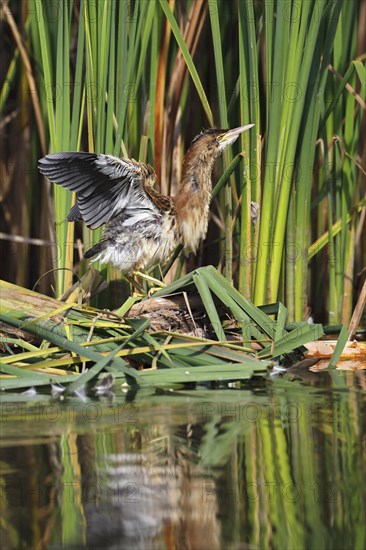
[173,148,217,253]
[178,147,217,197]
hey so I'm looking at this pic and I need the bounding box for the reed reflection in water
[0,372,365,549]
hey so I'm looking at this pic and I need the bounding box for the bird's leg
[124,274,146,296]
[133,271,166,287]
[133,271,166,296]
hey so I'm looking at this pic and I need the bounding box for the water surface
[1,371,365,549]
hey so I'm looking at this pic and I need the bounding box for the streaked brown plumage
[38,125,254,273]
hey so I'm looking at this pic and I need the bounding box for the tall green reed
[2,0,365,324]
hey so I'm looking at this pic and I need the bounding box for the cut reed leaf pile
[1,267,325,397]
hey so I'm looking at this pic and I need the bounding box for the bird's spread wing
[38,152,167,229]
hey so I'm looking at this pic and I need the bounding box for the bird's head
[176,123,255,250]
[187,124,255,162]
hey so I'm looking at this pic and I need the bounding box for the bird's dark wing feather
[38,152,162,229]
[67,202,82,221]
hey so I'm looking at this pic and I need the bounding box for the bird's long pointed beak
[219,124,255,146]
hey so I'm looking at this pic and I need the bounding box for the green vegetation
[0,266,326,394]
[1,1,365,324]
[1,9,364,550]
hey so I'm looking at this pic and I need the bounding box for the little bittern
[39,124,254,273]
